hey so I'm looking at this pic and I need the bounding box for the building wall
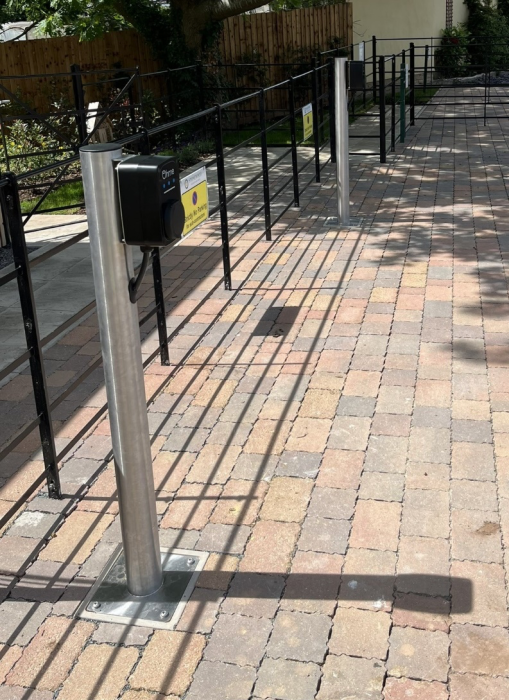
[353,0,469,63]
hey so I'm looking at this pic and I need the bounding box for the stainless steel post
[80,143,162,597]
[334,57,350,226]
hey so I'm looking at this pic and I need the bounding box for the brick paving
[1,93,509,698]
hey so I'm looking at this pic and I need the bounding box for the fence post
[410,42,416,126]
[391,55,396,152]
[400,63,406,143]
[135,67,147,130]
[196,60,207,139]
[312,61,321,183]
[2,174,61,499]
[334,57,350,226]
[288,78,300,207]
[258,90,272,241]
[424,44,429,93]
[70,64,87,145]
[328,59,336,164]
[166,69,178,151]
[372,36,377,103]
[214,104,232,291]
[379,57,387,164]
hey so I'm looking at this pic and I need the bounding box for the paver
[5,616,94,691]
[387,627,449,682]
[317,654,386,700]
[0,87,509,700]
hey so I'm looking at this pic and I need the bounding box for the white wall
[353,0,469,63]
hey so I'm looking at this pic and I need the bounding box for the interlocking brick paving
[1,90,509,699]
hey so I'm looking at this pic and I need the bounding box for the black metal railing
[0,59,333,529]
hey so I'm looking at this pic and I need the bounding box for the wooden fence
[0,4,352,113]
[221,4,353,65]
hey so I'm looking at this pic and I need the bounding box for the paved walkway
[1,89,509,699]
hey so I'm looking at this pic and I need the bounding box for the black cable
[129,246,152,303]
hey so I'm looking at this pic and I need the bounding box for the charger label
[180,166,208,236]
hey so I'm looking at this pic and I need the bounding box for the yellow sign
[302,103,313,141]
[180,166,208,236]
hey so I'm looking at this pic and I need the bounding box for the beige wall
[353,0,469,64]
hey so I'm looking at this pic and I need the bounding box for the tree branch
[1,21,39,42]
[210,0,271,22]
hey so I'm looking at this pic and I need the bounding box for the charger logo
[162,168,175,179]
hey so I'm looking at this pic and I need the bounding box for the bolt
[91,601,101,610]
[187,558,195,567]
[159,610,169,620]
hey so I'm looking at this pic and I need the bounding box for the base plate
[324,216,364,228]
[77,546,208,629]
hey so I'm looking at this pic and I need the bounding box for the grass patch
[20,180,84,215]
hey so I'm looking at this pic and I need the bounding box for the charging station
[77,144,207,629]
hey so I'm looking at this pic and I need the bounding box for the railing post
[312,61,321,183]
[166,69,178,151]
[424,44,429,93]
[288,77,300,207]
[328,59,336,164]
[391,55,396,152]
[2,174,61,499]
[214,104,232,290]
[196,60,207,138]
[410,42,416,126]
[372,35,377,103]
[400,63,406,143]
[334,57,350,226]
[258,90,272,241]
[70,64,87,145]
[135,67,147,130]
[379,57,387,164]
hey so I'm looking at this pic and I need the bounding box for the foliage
[20,180,84,214]
[3,0,268,67]
[434,24,470,78]
[161,139,215,168]
[464,0,509,71]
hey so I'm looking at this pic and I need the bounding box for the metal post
[400,64,406,143]
[79,143,162,598]
[379,57,387,164]
[196,61,207,138]
[135,67,147,130]
[328,59,336,164]
[424,45,429,93]
[334,57,350,226]
[410,43,416,126]
[372,36,377,103]
[2,174,61,499]
[70,64,87,145]
[258,90,272,241]
[312,61,321,183]
[391,55,396,152]
[214,105,232,290]
[288,77,300,206]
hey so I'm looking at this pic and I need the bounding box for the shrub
[465,0,509,71]
[434,24,470,78]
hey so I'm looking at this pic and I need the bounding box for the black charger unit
[116,155,185,247]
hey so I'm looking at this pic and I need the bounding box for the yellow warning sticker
[302,103,313,141]
[180,166,208,236]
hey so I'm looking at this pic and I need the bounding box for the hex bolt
[187,558,195,567]
[91,601,101,610]
[159,610,169,620]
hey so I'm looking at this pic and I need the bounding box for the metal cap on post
[79,143,162,598]
[334,57,350,227]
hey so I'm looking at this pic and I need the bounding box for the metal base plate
[324,216,364,228]
[77,546,209,629]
